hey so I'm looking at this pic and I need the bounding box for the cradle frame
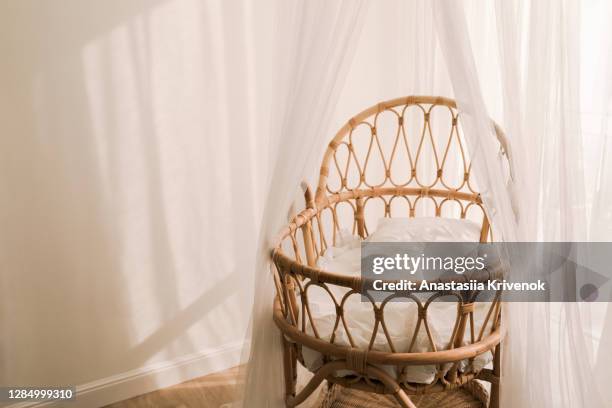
[271,96,509,408]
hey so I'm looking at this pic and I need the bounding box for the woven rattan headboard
[315,95,511,208]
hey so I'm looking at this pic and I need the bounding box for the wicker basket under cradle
[271,96,509,408]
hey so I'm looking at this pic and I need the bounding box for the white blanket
[301,217,493,384]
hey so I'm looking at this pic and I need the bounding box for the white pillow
[366,217,482,243]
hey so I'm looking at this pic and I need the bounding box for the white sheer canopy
[239,1,368,406]
[432,1,611,406]
[239,0,612,406]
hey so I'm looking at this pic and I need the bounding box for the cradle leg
[282,334,297,405]
[490,343,501,408]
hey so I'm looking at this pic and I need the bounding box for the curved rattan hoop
[271,96,506,408]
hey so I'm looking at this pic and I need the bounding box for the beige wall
[0,0,269,405]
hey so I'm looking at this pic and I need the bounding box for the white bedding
[301,217,493,384]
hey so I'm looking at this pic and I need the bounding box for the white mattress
[301,217,493,384]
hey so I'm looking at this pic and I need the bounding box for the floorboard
[104,366,242,408]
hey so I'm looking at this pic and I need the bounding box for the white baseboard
[7,340,245,408]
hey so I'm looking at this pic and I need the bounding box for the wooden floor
[104,366,242,408]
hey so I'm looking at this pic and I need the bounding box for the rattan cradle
[271,96,508,408]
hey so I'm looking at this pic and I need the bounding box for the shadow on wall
[0,0,258,393]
